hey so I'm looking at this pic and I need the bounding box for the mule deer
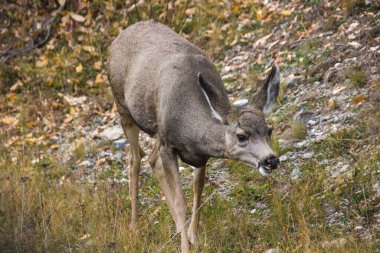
[108,20,280,252]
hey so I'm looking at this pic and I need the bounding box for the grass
[347,68,367,87]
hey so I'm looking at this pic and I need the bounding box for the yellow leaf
[70,107,76,115]
[256,9,263,21]
[280,10,292,16]
[26,122,37,128]
[95,74,105,84]
[233,5,240,16]
[94,61,102,70]
[76,63,83,73]
[50,144,60,149]
[27,137,37,144]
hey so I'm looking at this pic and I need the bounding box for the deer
[108,20,280,252]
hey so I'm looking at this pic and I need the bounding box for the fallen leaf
[332,86,346,94]
[348,41,362,49]
[94,61,102,70]
[280,10,292,16]
[50,144,60,149]
[69,12,85,22]
[0,116,18,126]
[256,9,263,21]
[76,63,83,73]
[58,0,66,6]
[327,98,338,109]
[351,94,366,104]
[69,107,76,115]
[95,74,105,84]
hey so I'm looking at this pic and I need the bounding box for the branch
[0,4,65,63]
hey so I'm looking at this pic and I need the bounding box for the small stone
[264,248,281,253]
[327,98,338,109]
[233,98,249,107]
[294,140,309,148]
[294,109,315,126]
[290,166,302,179]
[354,225,365,232]
[279,155,288,162]
[302,152,314,159]
[114,138,128,150]
[307,119,318,126]
[78,160,93,168]
[334,62,342,69]
[284,74,303,88]
[100,125,124,141]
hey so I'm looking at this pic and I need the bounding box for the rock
[233,98,249,107]
[354,225,365,232]
[327,98,338,109]
[294,109,315,126]
[114,138,128,150]
[302,152,314,159]
[279,155,288,162]
[78,160,94,168]
[284,74,303,88]
[307,119,318,126]
[294,140,309,148]
[290,166,302,179]
[100,125,124,141]
[264,248,281,253]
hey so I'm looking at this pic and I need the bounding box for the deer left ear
[250,64,280,114]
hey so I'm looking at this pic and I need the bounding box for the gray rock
[284,74,303,88]
[294,109,315,126]
[291,166,302,179]
[233,98,249,107]
[100,125,124,141]
[302,152,314,159]
[114,138,128,150]
[264,248,281,253]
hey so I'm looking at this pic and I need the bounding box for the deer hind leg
[153,145,190,253]
[120,116,144,232]
[187,166,206,245]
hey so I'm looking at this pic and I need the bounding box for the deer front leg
[188,166,206,245]
[155,146,190,253]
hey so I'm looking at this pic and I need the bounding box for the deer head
[199,64,281,176]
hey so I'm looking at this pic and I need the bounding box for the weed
[347,68,367,87]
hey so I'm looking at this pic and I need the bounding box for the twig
[156,188,218,253]
[0,3,65,63]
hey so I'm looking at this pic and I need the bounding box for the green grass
[347,68,367,87]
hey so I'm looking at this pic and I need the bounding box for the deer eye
[236,134,248,142]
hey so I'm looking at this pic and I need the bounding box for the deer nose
[263,155,280,170]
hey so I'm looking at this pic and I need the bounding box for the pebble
[114,138,128,150]
[290,166,302,179]
[302,152,314,159]
[233,98,249,107]
[100,125,124,141]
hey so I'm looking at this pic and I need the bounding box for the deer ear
[198,73,224,123]
[250,64,280,114]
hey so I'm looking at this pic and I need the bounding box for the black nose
[263,155,280,170]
